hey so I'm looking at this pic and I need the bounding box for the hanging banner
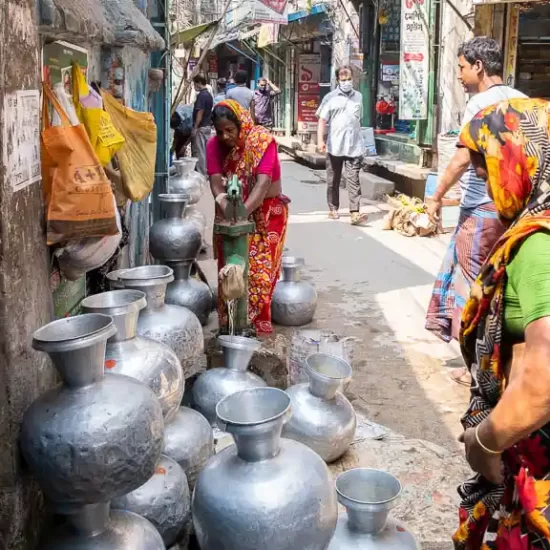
[258,23,280,47]
[399,0,430,120]
[253,0,288,24]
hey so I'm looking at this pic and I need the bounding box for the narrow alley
[279,157,470,548]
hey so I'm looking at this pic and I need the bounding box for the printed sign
[43,41,88,92]
[382,64,400,82]
[253,0,288,24]
[297,94,320,132]
[298,54,321,84]
[399,0,430,120]
[503,4,519,87]
[2,90,41,192]
[299,82,320,93]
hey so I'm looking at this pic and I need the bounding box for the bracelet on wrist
[475,424,502,455]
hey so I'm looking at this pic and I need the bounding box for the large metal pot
[327,469,421,549]
[193,387,338,550]
[192,336,266,425]
[108,266,204,379]
[149,194,202,263]
[163,406,214,490]
[111,455,190,547]
[165,260,212,326]
[81,289,184,422]
[21,314,164,512]
[272,256,317,326]
[40,503,164,549]
[283,353,356,462]
[169,158,206,204]
[184,205,207,248]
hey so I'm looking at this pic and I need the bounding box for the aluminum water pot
[272,256,317,326]
[165,260,212,326]
[192,335,266,425]
[21,314,164,512]
[184,205,207,245]
[112,455,190,547]
[163,406,214,489]
[149,194,202,263]
[168,158,206,204]
[81,289,184,422]
[40,503,164,549]
[192,387,338,550]
[327,469,421,549]
[108,266,204,378]
[283,352,356,462]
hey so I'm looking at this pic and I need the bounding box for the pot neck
[123,283,166,310]
[67,502,110,536]
[220,340,257,371]
[282,265,300,282]
[346,506,390,535]
[174,161,193,177]
[162,199,187,219]
[109,310,138,342]
[168,260,193,280]
[308,372,341,400]
[228,418,283,462]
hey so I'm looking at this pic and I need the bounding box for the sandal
[449,367,471,387]
[328,210,339,220]
[350,212,368,226]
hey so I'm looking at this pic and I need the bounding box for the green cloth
[504,230,550,337]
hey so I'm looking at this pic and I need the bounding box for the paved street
[280,158,470,548]
[198,157,471,547]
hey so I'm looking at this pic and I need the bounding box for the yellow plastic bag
[102,90,158,202]
[72,63,125,167]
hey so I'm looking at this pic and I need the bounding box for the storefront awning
[171,21,219,47]
[287,2,327,22]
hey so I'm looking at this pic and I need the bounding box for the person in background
[191,73,214,175]
[207,100,289,335]
[316,66,366,226]
[170,104,193,159]
[225,70,255,113]
[425,37,527,386]
[253,77,281,130]
[453,97,550,549]
[226,77,236,91]
[213,78,227,104]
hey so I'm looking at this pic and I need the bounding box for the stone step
[359,171,395,201]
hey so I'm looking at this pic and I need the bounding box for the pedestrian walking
[425,37,527,386]
[253,77,281,130]
[452,97,550,549]
[191,74,214,175]
[225,70,255,112]
[316,66,366,225]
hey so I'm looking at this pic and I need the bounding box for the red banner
[297,94,319,132]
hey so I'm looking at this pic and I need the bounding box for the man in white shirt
[316,66,366,225]
[426,37,527,386]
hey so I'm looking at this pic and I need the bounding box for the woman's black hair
[212,104,241,128]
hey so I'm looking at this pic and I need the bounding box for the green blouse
[504,231,550,338]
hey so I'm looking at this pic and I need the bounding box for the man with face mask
[253,77,281,130]
[191,73,214,175]
[316,66,366,225]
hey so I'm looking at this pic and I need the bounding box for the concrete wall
[0,1,57,548]
[438,0,475,133]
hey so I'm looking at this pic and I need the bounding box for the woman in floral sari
[206,99,289,334]
[454,97,550,548]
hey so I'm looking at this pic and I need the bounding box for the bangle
[475,424,502,455]
[215,192,228,205]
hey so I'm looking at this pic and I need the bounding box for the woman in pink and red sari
[206,99,289,335]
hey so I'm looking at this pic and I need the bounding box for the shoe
[350,212,367,225]
[328,210,339,220]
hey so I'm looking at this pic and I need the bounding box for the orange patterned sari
[214,100,289,334]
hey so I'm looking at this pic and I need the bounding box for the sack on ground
[41,82,119,245]
[72,63,125,167]
[101,90,158,202]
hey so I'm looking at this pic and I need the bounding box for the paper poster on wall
[43,41,88,91]
[2,90,41,192]
[399,0,430,120]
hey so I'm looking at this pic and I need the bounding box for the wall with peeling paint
[0,1,57,549]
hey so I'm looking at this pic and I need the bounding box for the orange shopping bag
[41,82,118,245]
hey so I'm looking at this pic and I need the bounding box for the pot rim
[282,255,305,268]
[218,335,262,352]
[335,468,402,506]
[117,265,174,285]
[158,193,190,203]
[305,352,352,381]
[33,313,116,353]
[216,387,290,427]
[81,290,147,314]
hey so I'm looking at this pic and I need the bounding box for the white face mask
[339,80,353,93]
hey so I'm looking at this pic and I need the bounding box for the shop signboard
[298,54,321,85]
[503,4,519,87]
[258,23,280,47]
[297,94,320,132]
[227,0,288,28]
[208,54,219,79]
[399,0,430,120]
